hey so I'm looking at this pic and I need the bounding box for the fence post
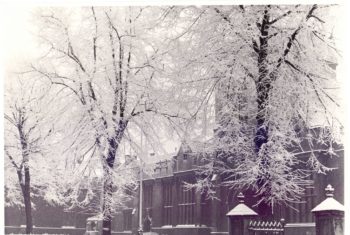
[226,192,258,235]
[311,184,344,235]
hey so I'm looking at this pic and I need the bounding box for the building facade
[111,137,344,235]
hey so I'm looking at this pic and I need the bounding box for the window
[163,182,173,225]
[183,154,188,160]
[63,210,75,227]
[178,185,195,224]
[200,193,211,226]
[144,184,153,217]
[123,209,132,231]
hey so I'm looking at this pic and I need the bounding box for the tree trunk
[100,121,128,235]
[102,219,112,235]
[254,6,273,217]
[255,85,273,217]
[17,167,33,234]
[23,166,33,234]
[101,137,118,235]
[102,175,113,235]
[18,121,33,234]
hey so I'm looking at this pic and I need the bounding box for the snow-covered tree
[4,75,66,234]
[164,5,343,216]
[29,7,189,234]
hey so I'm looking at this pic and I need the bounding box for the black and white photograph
[1,1,347,235]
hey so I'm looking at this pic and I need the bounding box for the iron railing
[248,219,285,235]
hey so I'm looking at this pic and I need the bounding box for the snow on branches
[166,5,342,210]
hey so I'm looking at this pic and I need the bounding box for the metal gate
[248,219,285,235]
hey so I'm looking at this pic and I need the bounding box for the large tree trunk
[101,136,118,235]
[100,121,128,235]
[102,174,113,235]
[255,87,272,217]
[254,6,273,217]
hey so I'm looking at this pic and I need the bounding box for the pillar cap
[226,192,258,217]
[311,184,344,213]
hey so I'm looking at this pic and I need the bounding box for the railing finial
[237,192,245,203]
[325,184,334,198]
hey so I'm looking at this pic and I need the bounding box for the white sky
[0,1,347,66]
[0,6,37,69]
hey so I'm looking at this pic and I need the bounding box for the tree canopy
[162,5,342,213]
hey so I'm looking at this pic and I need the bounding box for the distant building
[111,132,343,235]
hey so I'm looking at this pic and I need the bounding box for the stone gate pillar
[226,192,258,235]
[312,184,344,235]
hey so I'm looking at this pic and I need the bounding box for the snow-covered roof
[311,184,344,212]
[311,197,344,212]
[226,193,258,217]
[226,203,258,216]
